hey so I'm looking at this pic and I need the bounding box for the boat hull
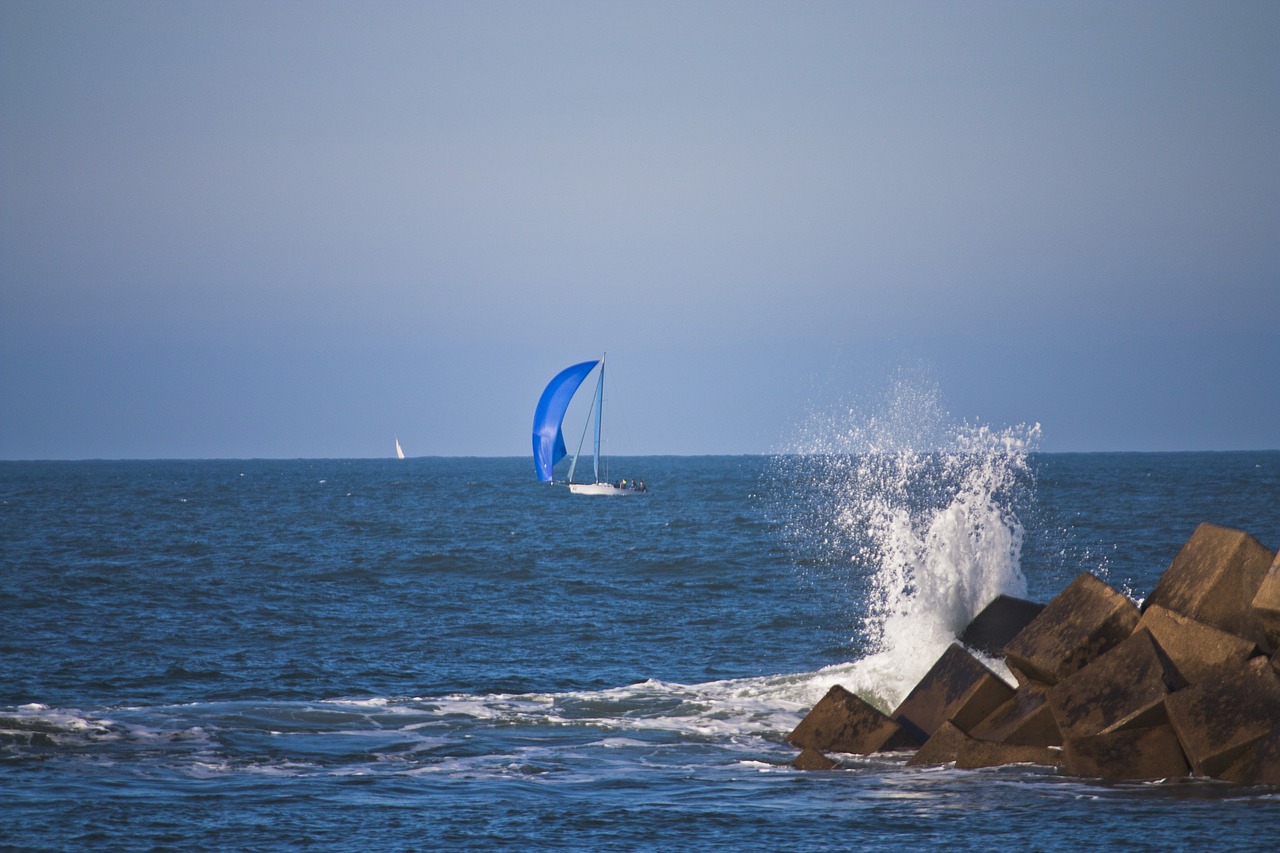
[568,483,647,496]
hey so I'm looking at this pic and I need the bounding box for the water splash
[772,375,1040,711]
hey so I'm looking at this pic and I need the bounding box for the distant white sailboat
[395,436,405,460]
[532,355,646,495]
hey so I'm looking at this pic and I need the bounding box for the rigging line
[568,364,600,484]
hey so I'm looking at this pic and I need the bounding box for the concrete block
[1145,523,1273,644]
[1251,550,1280,654]
[906,721,973,767]
[891,643,1015,742]
[969,682,1062,747]
[1165,657,1280,777]
[954,739,1062,770]
[1004,573,1140,685]
[959,595,1046,658]
[1047,628,1186,739]
[1063,725,1190,782]
[1137,604,1257,685]
[793,747,837,771]
[788,684,920,755]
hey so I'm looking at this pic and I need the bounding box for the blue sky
[2,0,1277,459]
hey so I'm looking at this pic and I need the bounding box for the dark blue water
[3,453,1278,851]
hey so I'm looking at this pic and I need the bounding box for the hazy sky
[2,0,1277,459]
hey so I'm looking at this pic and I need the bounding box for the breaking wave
[770,374,1040,711]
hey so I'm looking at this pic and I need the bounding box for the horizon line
[3,448,1278,463]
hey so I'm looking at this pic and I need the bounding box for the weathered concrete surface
[1136,604,1257,685]
[1219,725,1280,786]
[959,595,1046,658]
[1063,725,1190,782]
[969,682,1062,747]
[1255,727,1280,786]
[906,721,972,767]
[891,643,1015,742]
[1251,550,1280,655]
[1004,573,1140,685]
[1165,656,1280,777]
[793,747,837,770]
[789,684,920,755]
[1145,523,1273,644]
[954,739,1062,770]
[1047,628,1186,739]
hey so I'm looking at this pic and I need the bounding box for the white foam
[388,667,903,744]
[1,703,122,743]
[774,374,1039,710]
[320,697,390,709]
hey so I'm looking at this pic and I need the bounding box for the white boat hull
[568,483,646,496]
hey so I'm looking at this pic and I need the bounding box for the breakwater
[790,522,1280,784]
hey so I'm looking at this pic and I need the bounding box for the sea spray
[770,376,1040,712]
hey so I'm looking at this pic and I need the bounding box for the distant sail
[395,437,405,460]
[532,360,599,482]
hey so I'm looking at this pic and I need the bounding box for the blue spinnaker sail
[532,360,599,482]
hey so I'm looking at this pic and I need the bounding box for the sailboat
[395,436,405,459]
[532,355,646,495]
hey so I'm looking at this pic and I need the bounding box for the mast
[593,354,605,483]
[563,355,606,486]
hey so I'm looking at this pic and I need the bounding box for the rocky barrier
[789,523,1280,784]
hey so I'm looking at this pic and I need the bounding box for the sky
[2,0,1277,459]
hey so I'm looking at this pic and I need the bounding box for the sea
[3,413,1280,850]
